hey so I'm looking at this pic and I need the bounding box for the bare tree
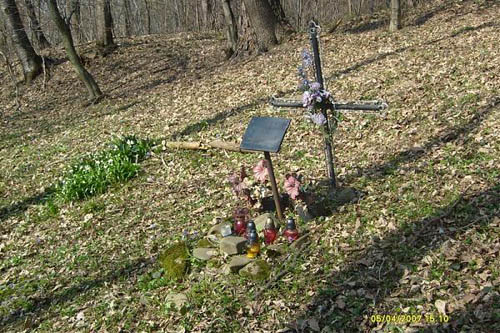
[123,0,132,36]
[46,0,103,101]
[96,0,114,51]
[221,0,237,55]
[201,0,212,29]
[0,0,42,83]
[66,0,81,43]
[238,0,279,54]
[144,0,151,34]
[389,0,401,31]
[23,0,50,49]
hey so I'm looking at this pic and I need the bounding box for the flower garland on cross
[297,49,340,143]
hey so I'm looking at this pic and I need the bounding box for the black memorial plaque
[240,117,291,153]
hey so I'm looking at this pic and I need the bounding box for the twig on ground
[253,240,311,300]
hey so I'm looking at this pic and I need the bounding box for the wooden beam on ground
[164,140,253,153]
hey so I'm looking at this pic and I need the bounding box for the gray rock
[220,236,247,255]
[254,213,279,232]
[193,248,218,261]
[290,233,310,250]
[266,243,287,258]
[228,255,253,273]
[166,293,188,310]
[208,222,232,238]
[296,204,313,222]
[334,187,357,204]
[239,260,271,281]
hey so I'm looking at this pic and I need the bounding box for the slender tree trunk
[390,0,401,31]
[96,0,114,50]
[124,0,131,36]
[201,0,211,29]
[0,0,42,83]
[241,0,278,53]
[221,0,237,55]
[297,0,302,30]
[144,0,151,34]
[23,0,50,49]
[46,0,102,101]
[66,0,81,43]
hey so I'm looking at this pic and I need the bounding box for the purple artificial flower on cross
[308,112,327,126]
[310,82,321,91]
[301,49,313,68]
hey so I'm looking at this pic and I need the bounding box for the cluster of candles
[232,208,300,259]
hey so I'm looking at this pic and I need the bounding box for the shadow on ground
[0,257,153,330]
[286,185,499,331]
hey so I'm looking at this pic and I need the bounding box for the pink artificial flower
[228,166,248,195]
[284,174,301,200]
[253,160,269,183]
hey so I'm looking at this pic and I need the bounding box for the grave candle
[246,230,260,259]
[283,217,299,243]
[233,208,248,236]
[264,217,278,245]
[245,220,256,239]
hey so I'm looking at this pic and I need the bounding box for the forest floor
[1,0,499,332]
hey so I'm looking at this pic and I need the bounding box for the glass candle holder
[233,207,249,236]
[246,230,260,258]
[283,217,300,243]
[264,217,277,245]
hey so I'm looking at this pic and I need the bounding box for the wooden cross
[271,21,388,188]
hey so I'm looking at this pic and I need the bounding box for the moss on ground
[159,242,190,281]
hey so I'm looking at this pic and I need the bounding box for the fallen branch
[253,239,311,300]
[164,140,253,153]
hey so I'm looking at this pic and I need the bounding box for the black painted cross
[270,21,388,188]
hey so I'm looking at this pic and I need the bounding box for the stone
[193,248,218,261]
[208,222,233,238]
[266,243,287,258]
[196,238,214,248]
[221,264,232,275]
[220,236,247,255]
[239,260,271,281]
[334,187,357,204]
[158,241,189,281]
[296,204,313,222]
[290,233,310,250]
[254,213,279,233]
[166,293,188,311]
[228,255,253,273]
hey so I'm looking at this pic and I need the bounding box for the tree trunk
[46,0,103,101]
[296,0,302,30]
[144,0,151,34]
[268,0,294,37]
[23,0,50,49]
[123,0,131,36]
[96,0,114,50]
[66,0,81,43]
[389,0,401,31]
[0,0,42,83]
[200,0,211,29]
[240,0,278,53]
[221,0,237,55]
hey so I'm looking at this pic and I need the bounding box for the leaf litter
[0,0,499,331]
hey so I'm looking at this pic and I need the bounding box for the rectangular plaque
[240,117,291,153]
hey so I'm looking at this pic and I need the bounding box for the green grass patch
[54,135,153,202]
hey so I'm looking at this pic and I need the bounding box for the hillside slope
[1,0,499,331]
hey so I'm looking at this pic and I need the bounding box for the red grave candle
[283,217,300,243]
[233,208,248,236]
[264,217,278,245]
